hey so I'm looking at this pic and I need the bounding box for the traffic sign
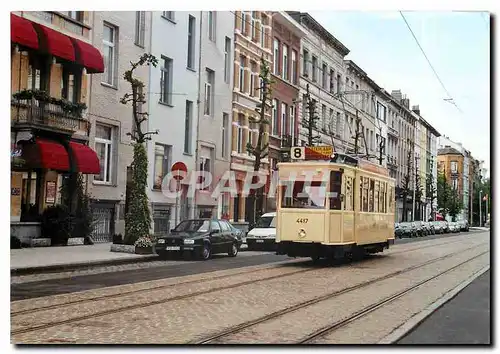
[171,161,187,180]
[290,145,333,160]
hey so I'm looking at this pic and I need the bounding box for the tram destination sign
[290,146,334,160]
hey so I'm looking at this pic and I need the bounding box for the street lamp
[479,189,482,227]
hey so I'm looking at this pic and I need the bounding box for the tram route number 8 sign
[290,146,333,160]
[291,147,306,160]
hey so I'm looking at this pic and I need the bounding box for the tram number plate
[296,218,308,223]
[166,246,180,251]
[256,240,264,243]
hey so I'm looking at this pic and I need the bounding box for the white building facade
[146,11,201,233]
[194,11,234,220]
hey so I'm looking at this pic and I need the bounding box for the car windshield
[173,220,210,233]
[254,216,276,228]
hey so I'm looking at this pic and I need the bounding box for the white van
[246,212,276,251]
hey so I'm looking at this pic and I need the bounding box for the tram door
[329,169,355,244]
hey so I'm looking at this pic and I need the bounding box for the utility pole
[479,189,482,227]
[303,83,320,147]
[470,181,473,225]
[412,155,419,221]
[353,110,361,155]
[377,127,385,166]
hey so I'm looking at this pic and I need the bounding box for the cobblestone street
[11,232,489,344]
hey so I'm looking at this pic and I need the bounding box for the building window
[204,68,214,116]
[102,23,116,85]
[66,11,83,21]
[241,11,247,34]
[291,50,297,84]
[237,114,244,153]
[222,113,229,158]
[239,56,245,92]
[160,56,173,105]
[282,44,288,81]
[187,15,196,69]
[199,147,213,191]
[281,102,287,136]
[154,144,171,190]
[273,38,280,75]
[251,11,257,40]
[61,67,81,103]
[311,56,317,82]
[321,104,326,131]
[135,11,145,47]
[302,49,309,77]
[95,124,114,183]
[162,11,175,21]
[322,62,327,89]
[272,99,279,136]
[377,102,387,122]
[260,16,266,47]
[329,69,335,93]
[336,112,341,136]
[206,11,216,42]
[451,161,458,173]
[336,74,341,94]
[184,101,193,154]
[224,37,231,83]
[290,105,296,144]
[250,61,257,96]
[452,177,458,190]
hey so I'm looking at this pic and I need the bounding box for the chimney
[391,90,402,102]
[401,98,410,109]
[412,105,420,115]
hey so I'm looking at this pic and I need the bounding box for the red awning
[70,37,105,73]
[21,139,70,171]
[69,142,100,174]
[33,22,75,62]
[11,14,39,50]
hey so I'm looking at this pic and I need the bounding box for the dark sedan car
[155,219,243,260]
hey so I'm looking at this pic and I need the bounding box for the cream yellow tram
[275,153,396,261]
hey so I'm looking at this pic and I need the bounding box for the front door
[210,220,224,252]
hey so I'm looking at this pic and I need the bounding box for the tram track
[192,243,488,344]
[298,251,489,344]
[11,234,467,317]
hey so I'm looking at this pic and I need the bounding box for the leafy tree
[401,149,412,222]
[425,170,437,220]
[121,53,159,245]
[246,56,273,225]
[448,187,463,221]
[414,168,423,220]
[436,170,450,218]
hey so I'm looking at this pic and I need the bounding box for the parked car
[440,221,450,233]
[155,219,243,260]
[398,222,417,238]
[448,222,460,233]
[458,220,470,232]
[425,221,436,235]
[412,221,425,237]
[246,212,277,251]
[395,223,404,238]
[431,221,444,234]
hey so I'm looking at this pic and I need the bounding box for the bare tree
[302,83,321,147]
[246,56,273,225]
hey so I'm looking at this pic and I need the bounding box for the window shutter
[50,63,63,99]
[80,73,88,103]
[140,11,146,45]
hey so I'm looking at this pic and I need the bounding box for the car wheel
[200,243,211,261]
[228,242,239,257]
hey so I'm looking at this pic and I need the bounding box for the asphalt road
[397,269,491,345]
[10,231,478,301]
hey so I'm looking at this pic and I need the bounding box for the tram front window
[280,181,327,209]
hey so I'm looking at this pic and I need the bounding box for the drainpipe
[85,11,96,198]
[193,11,203,219]
[147,12,154,233]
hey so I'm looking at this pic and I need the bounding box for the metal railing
[11,98,89,134]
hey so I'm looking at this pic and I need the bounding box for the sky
[309,11,490,176]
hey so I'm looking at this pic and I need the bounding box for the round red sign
[171,161,188,180]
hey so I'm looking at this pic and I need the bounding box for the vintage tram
[275,152,396,261]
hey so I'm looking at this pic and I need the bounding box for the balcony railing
[387,155,398,168]
[11,98,90,135]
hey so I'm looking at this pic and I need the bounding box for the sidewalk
[11,243,156,275]
[469,227,490,231]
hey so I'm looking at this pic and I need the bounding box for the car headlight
[158,239,165,244]
[183,239,195,245]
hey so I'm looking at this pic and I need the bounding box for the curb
[11,255,159,276]
[377,265,490,344]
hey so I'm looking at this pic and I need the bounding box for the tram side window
[362,177,369,212]
[280,181,327,209]
[374,180,380,213]
[344,176,354,211]
[329,171,342,210]
[379,182,386,213]
[388,185,394,213]
[368,179,375,212]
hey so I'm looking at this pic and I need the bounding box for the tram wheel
[311,255,321,263]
